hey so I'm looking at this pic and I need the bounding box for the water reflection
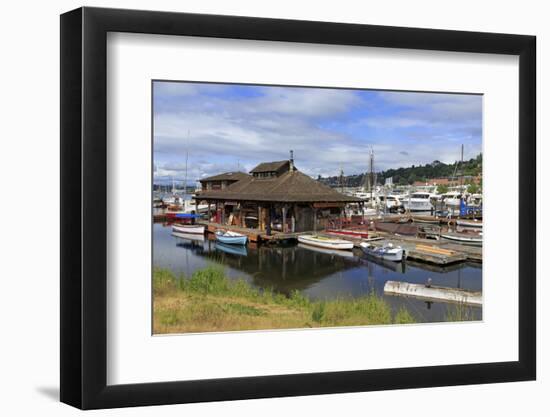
[154,224,482,322]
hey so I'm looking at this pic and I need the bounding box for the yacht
[378,195,402,212]
[440,191,462,209]
[403,192,434,212]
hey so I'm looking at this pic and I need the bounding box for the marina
[155,223,482,323]
[151,81,484,332]
[153,149,483,326]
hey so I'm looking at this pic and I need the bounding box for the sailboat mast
[369,148,374,201]
[184,130,189,196]
[459,144,464,191]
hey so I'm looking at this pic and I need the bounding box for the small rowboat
[456,219,483,228]
[297,235,354,250]
[326,229,369,239]
[215,230,248,245]
[360,241,406,262]
[440,231,482,246]
[172,224,205,235]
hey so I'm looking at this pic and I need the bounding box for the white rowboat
[297,235,354,251]
[172,224,205,235]
[440,232,482,246]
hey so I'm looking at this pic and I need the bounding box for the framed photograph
[60,7,536,409]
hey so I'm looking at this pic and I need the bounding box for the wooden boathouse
[194,156,362,235]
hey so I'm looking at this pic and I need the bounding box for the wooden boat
[171,231,205,242]
[326,229,369,239]
[297,235,354,250]
[456,219,483,228]
[215,230,248,245]
[411,215,442,224]
[359,241,406,262]
[297,243,355,258]
[172,224,205,235]
[440,231,482,246]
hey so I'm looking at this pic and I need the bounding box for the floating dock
[384,280,482,306]
[164,219,482,266]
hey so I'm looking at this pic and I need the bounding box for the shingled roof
[249,160,290,174]
[199,171,250,182]
[196,169,362,203]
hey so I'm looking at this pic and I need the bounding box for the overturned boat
[360,241,406,262]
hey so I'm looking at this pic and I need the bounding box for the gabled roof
[249,160,290,174]
[196,169,362,203]
[199,171,251,182]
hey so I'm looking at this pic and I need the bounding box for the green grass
[445,303,476,322]
[153,266,417,334]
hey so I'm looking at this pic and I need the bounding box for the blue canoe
[215,230,248,245]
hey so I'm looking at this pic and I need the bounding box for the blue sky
[153,81,482,185]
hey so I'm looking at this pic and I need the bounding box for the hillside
[318,154,482,187]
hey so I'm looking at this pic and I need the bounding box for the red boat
[326,229,369,239]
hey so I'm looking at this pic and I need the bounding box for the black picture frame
[60,6,536,410]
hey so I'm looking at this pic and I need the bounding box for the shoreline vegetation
[153,265,476,334]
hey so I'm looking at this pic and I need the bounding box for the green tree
[437,184,449,194]
[468,183,480,194]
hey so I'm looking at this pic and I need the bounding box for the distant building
[194,156,362,234]
[414,174,481,187]
[413,178,452,187]
[198,171,250,191]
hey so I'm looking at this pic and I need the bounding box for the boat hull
[440,233,482,246]
[215,231,248,245]
[326,229,369,238]
[297,235,354,250]
[172,224,205,234]
[360,242,405,262]
[456,220,483,228]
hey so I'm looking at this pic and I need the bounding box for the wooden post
[258,204,263,231]
[266,204,272,236]
[313,207,317,233]
[282,205,287,233]
[207,203,212,222]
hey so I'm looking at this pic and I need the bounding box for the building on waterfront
[194,156,362,234]
[198,171,251,191]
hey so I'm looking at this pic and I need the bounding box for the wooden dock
[384,280,482,306]
[191,221,481,266]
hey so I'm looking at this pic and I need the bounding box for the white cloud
[153,83,482,183]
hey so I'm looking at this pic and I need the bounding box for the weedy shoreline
[153,265,417,334]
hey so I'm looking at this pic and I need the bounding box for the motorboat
[297,235,354,250]
[359,241,406,262]
[403,192,434,212]
[215,230,248,245]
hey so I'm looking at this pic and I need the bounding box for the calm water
[153,223,482,322]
